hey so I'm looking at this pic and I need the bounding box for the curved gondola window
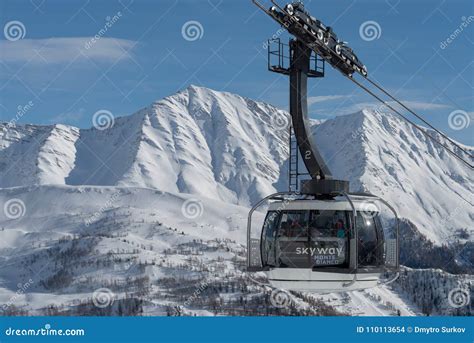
[275,211,310,268]
[262,210,352,269]
[356,213,383,267]
[261,211,280,266]
[309,210,349,268]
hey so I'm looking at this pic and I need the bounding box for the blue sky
[0,0,473,144]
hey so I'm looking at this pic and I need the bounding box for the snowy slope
[1,86,472,244]
[1,186,469,316]
[0,85,472,316]
[1,86,288,206]
[312,110,473,244]
[0,124,79,187]
[0,186,248,314]
[0,185,418,316]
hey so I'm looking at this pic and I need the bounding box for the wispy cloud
[389,100,451,111]
[49,108,86,125]
[315,100,452,116]
[307,95,352,106]
[0,37,137,64]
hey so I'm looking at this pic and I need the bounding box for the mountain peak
[186,84,209,92]
[0,86,472,244]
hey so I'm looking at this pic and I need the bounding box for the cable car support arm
[253,0,473,170]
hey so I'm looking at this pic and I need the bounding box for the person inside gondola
[278,220,290,238]
[291,218,302,228]
[335,219,346,238]
[289,218,303,237]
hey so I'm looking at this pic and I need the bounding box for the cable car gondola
[248,0,472,291]
[248,0,400,292]
[247,192,399,292]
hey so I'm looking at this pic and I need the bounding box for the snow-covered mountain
[0,185,471,316]
[0,185,424,316]
[1,85,472,244]
[0,85,472,316]
[0,85,288,206]
[312,110,473,244]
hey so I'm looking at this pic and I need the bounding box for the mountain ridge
[1,85,473,244]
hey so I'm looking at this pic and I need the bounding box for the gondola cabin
[247,194,399,292]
